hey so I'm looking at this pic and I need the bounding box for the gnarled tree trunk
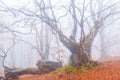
[59,34,91,67]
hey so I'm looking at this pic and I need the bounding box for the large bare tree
[0,0,120,67]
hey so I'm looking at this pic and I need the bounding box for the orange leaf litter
[18,61,120,80]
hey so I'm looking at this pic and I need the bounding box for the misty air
[0,0,120,80]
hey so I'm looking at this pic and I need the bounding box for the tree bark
[59,35,90,67]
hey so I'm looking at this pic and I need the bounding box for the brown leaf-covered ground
[18,57,120,80]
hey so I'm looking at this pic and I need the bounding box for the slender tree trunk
[99,28,109,59]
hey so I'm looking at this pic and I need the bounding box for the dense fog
[0,0,120,77]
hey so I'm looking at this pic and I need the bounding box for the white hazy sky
[2,0,69,7]
[3,0,119,5]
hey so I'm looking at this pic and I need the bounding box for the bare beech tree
[0,0,120,67]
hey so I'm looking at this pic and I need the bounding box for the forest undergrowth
[18,57,120,80]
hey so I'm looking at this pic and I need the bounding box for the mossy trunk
[59,31,98,67]
[68,43,91,67]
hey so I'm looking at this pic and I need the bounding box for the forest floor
[18,56,120,80]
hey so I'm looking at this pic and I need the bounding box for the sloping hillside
[18,56,120,80]
[98,56,120,63]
